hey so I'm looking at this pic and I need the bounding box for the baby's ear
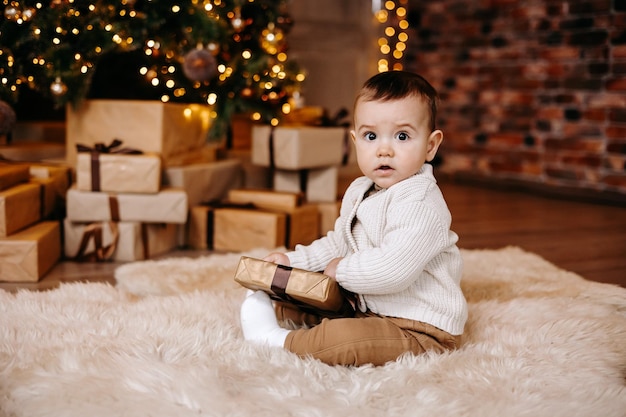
[425,130,443,162]
[350,130,357,143]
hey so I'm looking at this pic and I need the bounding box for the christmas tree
[0,0,304,139]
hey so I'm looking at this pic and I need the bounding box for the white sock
[240,290,289,347]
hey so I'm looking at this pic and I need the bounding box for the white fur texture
[1,247,625,417]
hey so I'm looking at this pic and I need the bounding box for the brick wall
[405,0,626,199]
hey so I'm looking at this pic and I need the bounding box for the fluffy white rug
[1,247,625,417]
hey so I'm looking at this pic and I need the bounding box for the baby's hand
[263,252,290,266]
[323,257,343,279]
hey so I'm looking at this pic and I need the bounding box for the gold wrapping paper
[213,208,286,252]
[75,152,162,193]
[234,256,347,313]
[0,183,41,237]
[66,187,188,224]
[0,163,30,191]
[0,221,61,282]
[251,125,345,170]
[66,99,211,167]
[227,188,302,211]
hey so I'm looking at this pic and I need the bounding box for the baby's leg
[285,314,455,366]
[240,290,290,347]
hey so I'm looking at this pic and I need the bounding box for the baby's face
[350,94,442,189]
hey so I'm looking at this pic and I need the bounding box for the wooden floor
[1,179,624,293]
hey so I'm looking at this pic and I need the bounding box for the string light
[375,0,409,72]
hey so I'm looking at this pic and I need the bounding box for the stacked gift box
[0,162,72,282]
[187,188,320,252]
[64,99,244,261]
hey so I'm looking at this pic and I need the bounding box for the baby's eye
[365,132,377,141]
[396,132,409,141]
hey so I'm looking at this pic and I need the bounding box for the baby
[240,70,468,366]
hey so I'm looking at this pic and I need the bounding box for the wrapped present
[29,163,72,220]
[316,201,341,236]
[213,207,286,252]
[0,163,30,191]
[273,166,338,203]
[75,141,161,193]
[189,201,319,251]
[251,125,346,170]
[0,221,61,282]
[0,183,41,237]
[66,187,188,224]
[63,219,178,262]
[163,159,242,207]
[66,99,211,167]
[234,256,353,315]
[227,188,303,211]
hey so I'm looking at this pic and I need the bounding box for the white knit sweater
[286,164,468,335]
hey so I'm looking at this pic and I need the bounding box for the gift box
[66,187,188,224]
[273,166,338,203]
[316,201,341,236]
[66,99,212,167]
[0,221,61,282]
[188,199,319,251]
[0,183,41,237]
[227,188,303,211]
[63,219,178,262]
[234,256,351,314]
[213,208,286,252]
[163,159,243,207]
[251,125,346,170]
[0,163,30,191]
[75,150,162,194]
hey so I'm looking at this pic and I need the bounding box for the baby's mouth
[377,165,392,171]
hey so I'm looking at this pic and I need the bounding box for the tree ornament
[21,7,36,21]
[0,100,16,135]
[4,4,19,21]
[182,48,218,82]
[50,77,68,96]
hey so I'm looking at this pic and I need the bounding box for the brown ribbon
[203,201,256,250]
[270,264,292,296]
[73,222,119,262]
[140,223,149,260]
[108,195,120,221]
[76,139,143,192]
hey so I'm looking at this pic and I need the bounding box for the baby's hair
[355,71,439,131]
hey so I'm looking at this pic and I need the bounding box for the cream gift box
[163,159,243,207]
[273,166,338,203]
[0,221,61,282]
[63,219,178,262]
[75,151,162,194]
[66,99,212,167]
[0,163,30,191]
[251,125,346,170]
[0,182,41,237]
[66,187,187,224]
